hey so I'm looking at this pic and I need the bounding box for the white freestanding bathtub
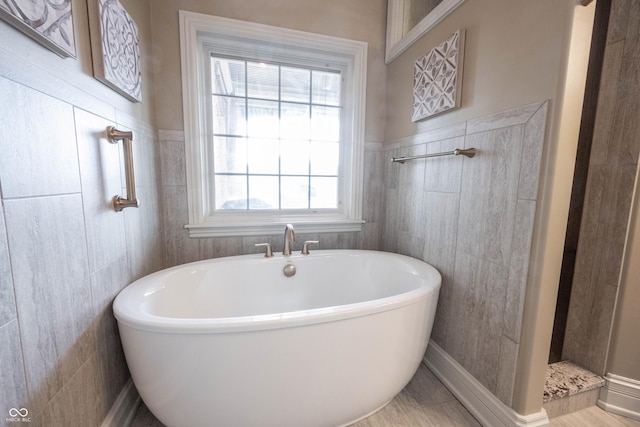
[114,249,441,427]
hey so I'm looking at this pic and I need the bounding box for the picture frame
[385,0,467,63]
[87,0,142,102]
[412,28,465,121]
[0,0,76,58]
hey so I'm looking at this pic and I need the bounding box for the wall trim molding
[597,374,640,421]
[424,341,550,427]
[100,379,141,427]
[384,100,547,151]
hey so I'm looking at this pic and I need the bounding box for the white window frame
[179,11,367,237]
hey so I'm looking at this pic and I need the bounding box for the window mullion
[244,60,249,210]
[278,65,283,210]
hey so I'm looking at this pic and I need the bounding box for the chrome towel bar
[107,126,139,211]
[391,147,476,163]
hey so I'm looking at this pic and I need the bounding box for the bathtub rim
[113,249,441,334]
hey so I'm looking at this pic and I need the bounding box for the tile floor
[130,363,640,427]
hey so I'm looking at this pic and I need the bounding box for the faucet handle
[301,240,319,255]
[255,243,273,258]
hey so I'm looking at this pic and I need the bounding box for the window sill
[185,217,365,238]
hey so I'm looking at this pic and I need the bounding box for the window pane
[281,176,309,209]
[210,58,344,214]
[310,105,340,141]
[281,102,309,140]
[214,137,246,173]
[310,141,339,175]
[215,175,247,210]
[247,62,279,100]
[312,70,341,106]
[211,57,245,97]
[249,176,279,209]
[248,138,279,174]
[281,66,310,103]
[280,140,309,175]
[310,177,338,209]
[212,95,245,136]
[247,99,279,138]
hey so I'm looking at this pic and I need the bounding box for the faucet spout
[283,224,295,256]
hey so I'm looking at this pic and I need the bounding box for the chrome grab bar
[391,147,476,163]
[107,126,139,211]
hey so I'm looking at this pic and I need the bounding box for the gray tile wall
[158,132,385,265]
[382,101,549,407]
[0,76,164,425]
[562,0,640,375]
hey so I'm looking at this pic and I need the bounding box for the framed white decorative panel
[412,29,465,121]
[88,0,142,102]
[0,0,76,58]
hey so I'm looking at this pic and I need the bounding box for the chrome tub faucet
[283,224,295,256]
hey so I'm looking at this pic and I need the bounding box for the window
[179,11,367,237]
[211,58,341,211]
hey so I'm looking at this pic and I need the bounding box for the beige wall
[384,0,593,415]
[149,0,387,144]
[152,0,388,266]
[0,0,157,126]
[608,174,640,380]
[385,0,575,142]
[0,0,164,424]
[563,0,640,384]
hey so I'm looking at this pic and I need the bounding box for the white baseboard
[597,374,640,421]
[424,341,549,427]
[101,379,141,427]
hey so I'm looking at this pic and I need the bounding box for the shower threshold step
[543,361,605,418]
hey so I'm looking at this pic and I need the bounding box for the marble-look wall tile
[162,185,201,267]
[362,149,384,224]
[519,102,548,200]
[91,256,132,411]
[125,193,164,281]
[423,137,465,193]
[563,4,640,374]
[384,121,466,151]
[465,101,544,135]
[382,188,399,253]
[0,320,28,419]
[606,0,631,45]
[75,108,126,273]
[39,354,107,427]
[502,199,536,342]
[423,192,459,286]
[590,40,624,166]
[425,192,460,349]
[159,139,384,265]
[495,336,519,407]
[457,125,524,266]
[383,102,548,408]
[0,77,81,198]
[0,201,17,326]
[160,140,186,186]
[3,195,95,414]
[396,145,427,238]
[447,251,507,390]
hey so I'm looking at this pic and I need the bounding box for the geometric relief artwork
[88,0,142,102]
[0,0,76,58]
[412,29,465,121]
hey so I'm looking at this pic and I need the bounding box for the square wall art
[0,0,76,58]
[412,29,465,121]
[88,0,142,102]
